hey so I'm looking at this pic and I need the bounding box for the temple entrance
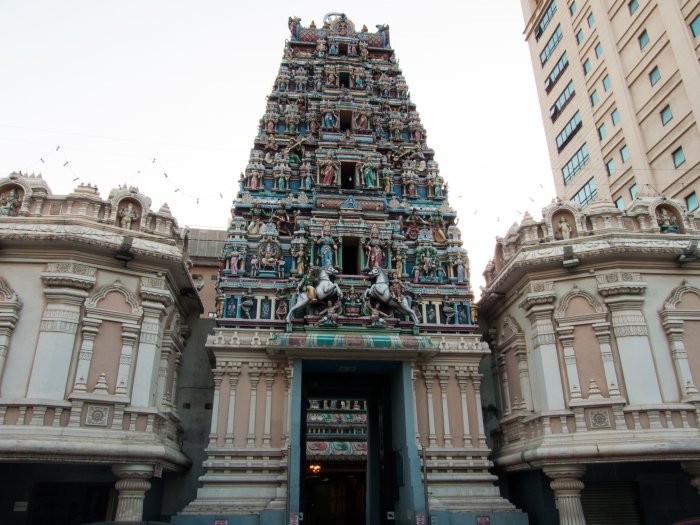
[300,364,397,525]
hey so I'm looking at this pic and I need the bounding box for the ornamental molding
[555,286,607,319]
[0,222,181,259]
[41,262,97,290]
[85,280,144,319]
[519,281,556,310]
[596,271,647,296]
[140,276,172,306]
[663,281,700,311]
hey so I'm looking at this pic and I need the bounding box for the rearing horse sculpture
[286,266,343,322]
[364,267,419,325]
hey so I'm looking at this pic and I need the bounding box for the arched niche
[115,198,143,231]
[661,281,700,400]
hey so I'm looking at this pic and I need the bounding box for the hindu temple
[176,14,524,525]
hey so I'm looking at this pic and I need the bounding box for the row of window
[541,24,563,65]
[572,177,597,207]
[692,14,700,38]
[550,80,575,121]
[556,111,582,151]
[535,0,558,41]
[544,52,569,93]
[562,143,590,185]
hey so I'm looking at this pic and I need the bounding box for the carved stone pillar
[437,366,452,447]
[72,318,101,392]
[28,263,96,398]
[116,324,139,395]
[682,461,700,496]
[247,362,261,447]
[663,319,700,399]
[282,363,292,448]
[455,367,471,447]
[131,302,166,405]
[112,463,154,522]
[411,363,421,443]
[422,366,438,447]
[592,322,621,397]
[597,272,661,404]
[263,363,276,447]
[469,366,487,448]
[209,370,224,447]
[497,353,512,415]
[515,348,532,409]
[520,282,566,410]
[225,363,241,446]
[0,279,22,387]
[544,465,587,525]
[557,326,582,400]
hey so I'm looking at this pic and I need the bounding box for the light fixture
[309,464,321,474]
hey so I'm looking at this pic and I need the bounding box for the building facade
[519,0,700,210]
[175,14,524,525]
[0,173,202,524]
[479,194,700,524]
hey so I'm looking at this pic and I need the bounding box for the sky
[0,0,555,290]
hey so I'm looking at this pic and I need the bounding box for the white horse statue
[364,267,419,325]
[286,266,343,322]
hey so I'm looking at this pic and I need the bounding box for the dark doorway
[342,238,359,274]
[339,110,353,132]
[339,72,351,88]
[341,162,356,189]
[301,370,396,525]
[29,482,113,525]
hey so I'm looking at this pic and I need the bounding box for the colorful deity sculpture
[316,221,338,269]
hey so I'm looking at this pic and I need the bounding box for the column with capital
[544,465,586,525]
[112,464,154,522]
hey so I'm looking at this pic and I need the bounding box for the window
[540,25,563,65]
[649,66,661,86]
[550,80,576,121]
[570,1,577,15]
[583,58,591,75]
[630,183,638,199]
[615,197,625,210]
[535,0,558,41]
[628,0,638,15]
[661,105,673,125]
[598,123,607,140]
[606,159,615,176]
[611,108,620,125]
[691,14,700,38]
[556,111,582,151]
[673,146,685,167]
[595,42,603,58]
[562,143,590,184]
[620,144,629,162]
[591,89,599,106]
[603,74,611,91]
[639,29,650,49]
[576,29,585,44]
[587,13,595,27]
[545,52,569,92]
[686,191,699,212]
[572,177,598,207]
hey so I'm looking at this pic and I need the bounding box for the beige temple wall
[87,320,123,394]
[0,262,45,397]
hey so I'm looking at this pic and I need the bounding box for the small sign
[430,516,438,525]
[290,515,299,525]
[387,511,395,520]
[476,517,491,525]
[154,464,163,478]
[214,520,227,525]
[416,513,425,525]
[13,501,28,512]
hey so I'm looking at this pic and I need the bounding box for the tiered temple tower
[177,14,524,525]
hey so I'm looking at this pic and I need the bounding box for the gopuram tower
[178,14,524,525]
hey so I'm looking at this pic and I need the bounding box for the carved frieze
[41,262,97,290]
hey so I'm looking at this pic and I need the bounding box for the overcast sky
[0,0,555,289]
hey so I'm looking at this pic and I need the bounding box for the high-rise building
[176,13,525,525]
[520,0,700,211]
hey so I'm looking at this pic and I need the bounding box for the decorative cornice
[596,271,647,297]
[41,262,96,290]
